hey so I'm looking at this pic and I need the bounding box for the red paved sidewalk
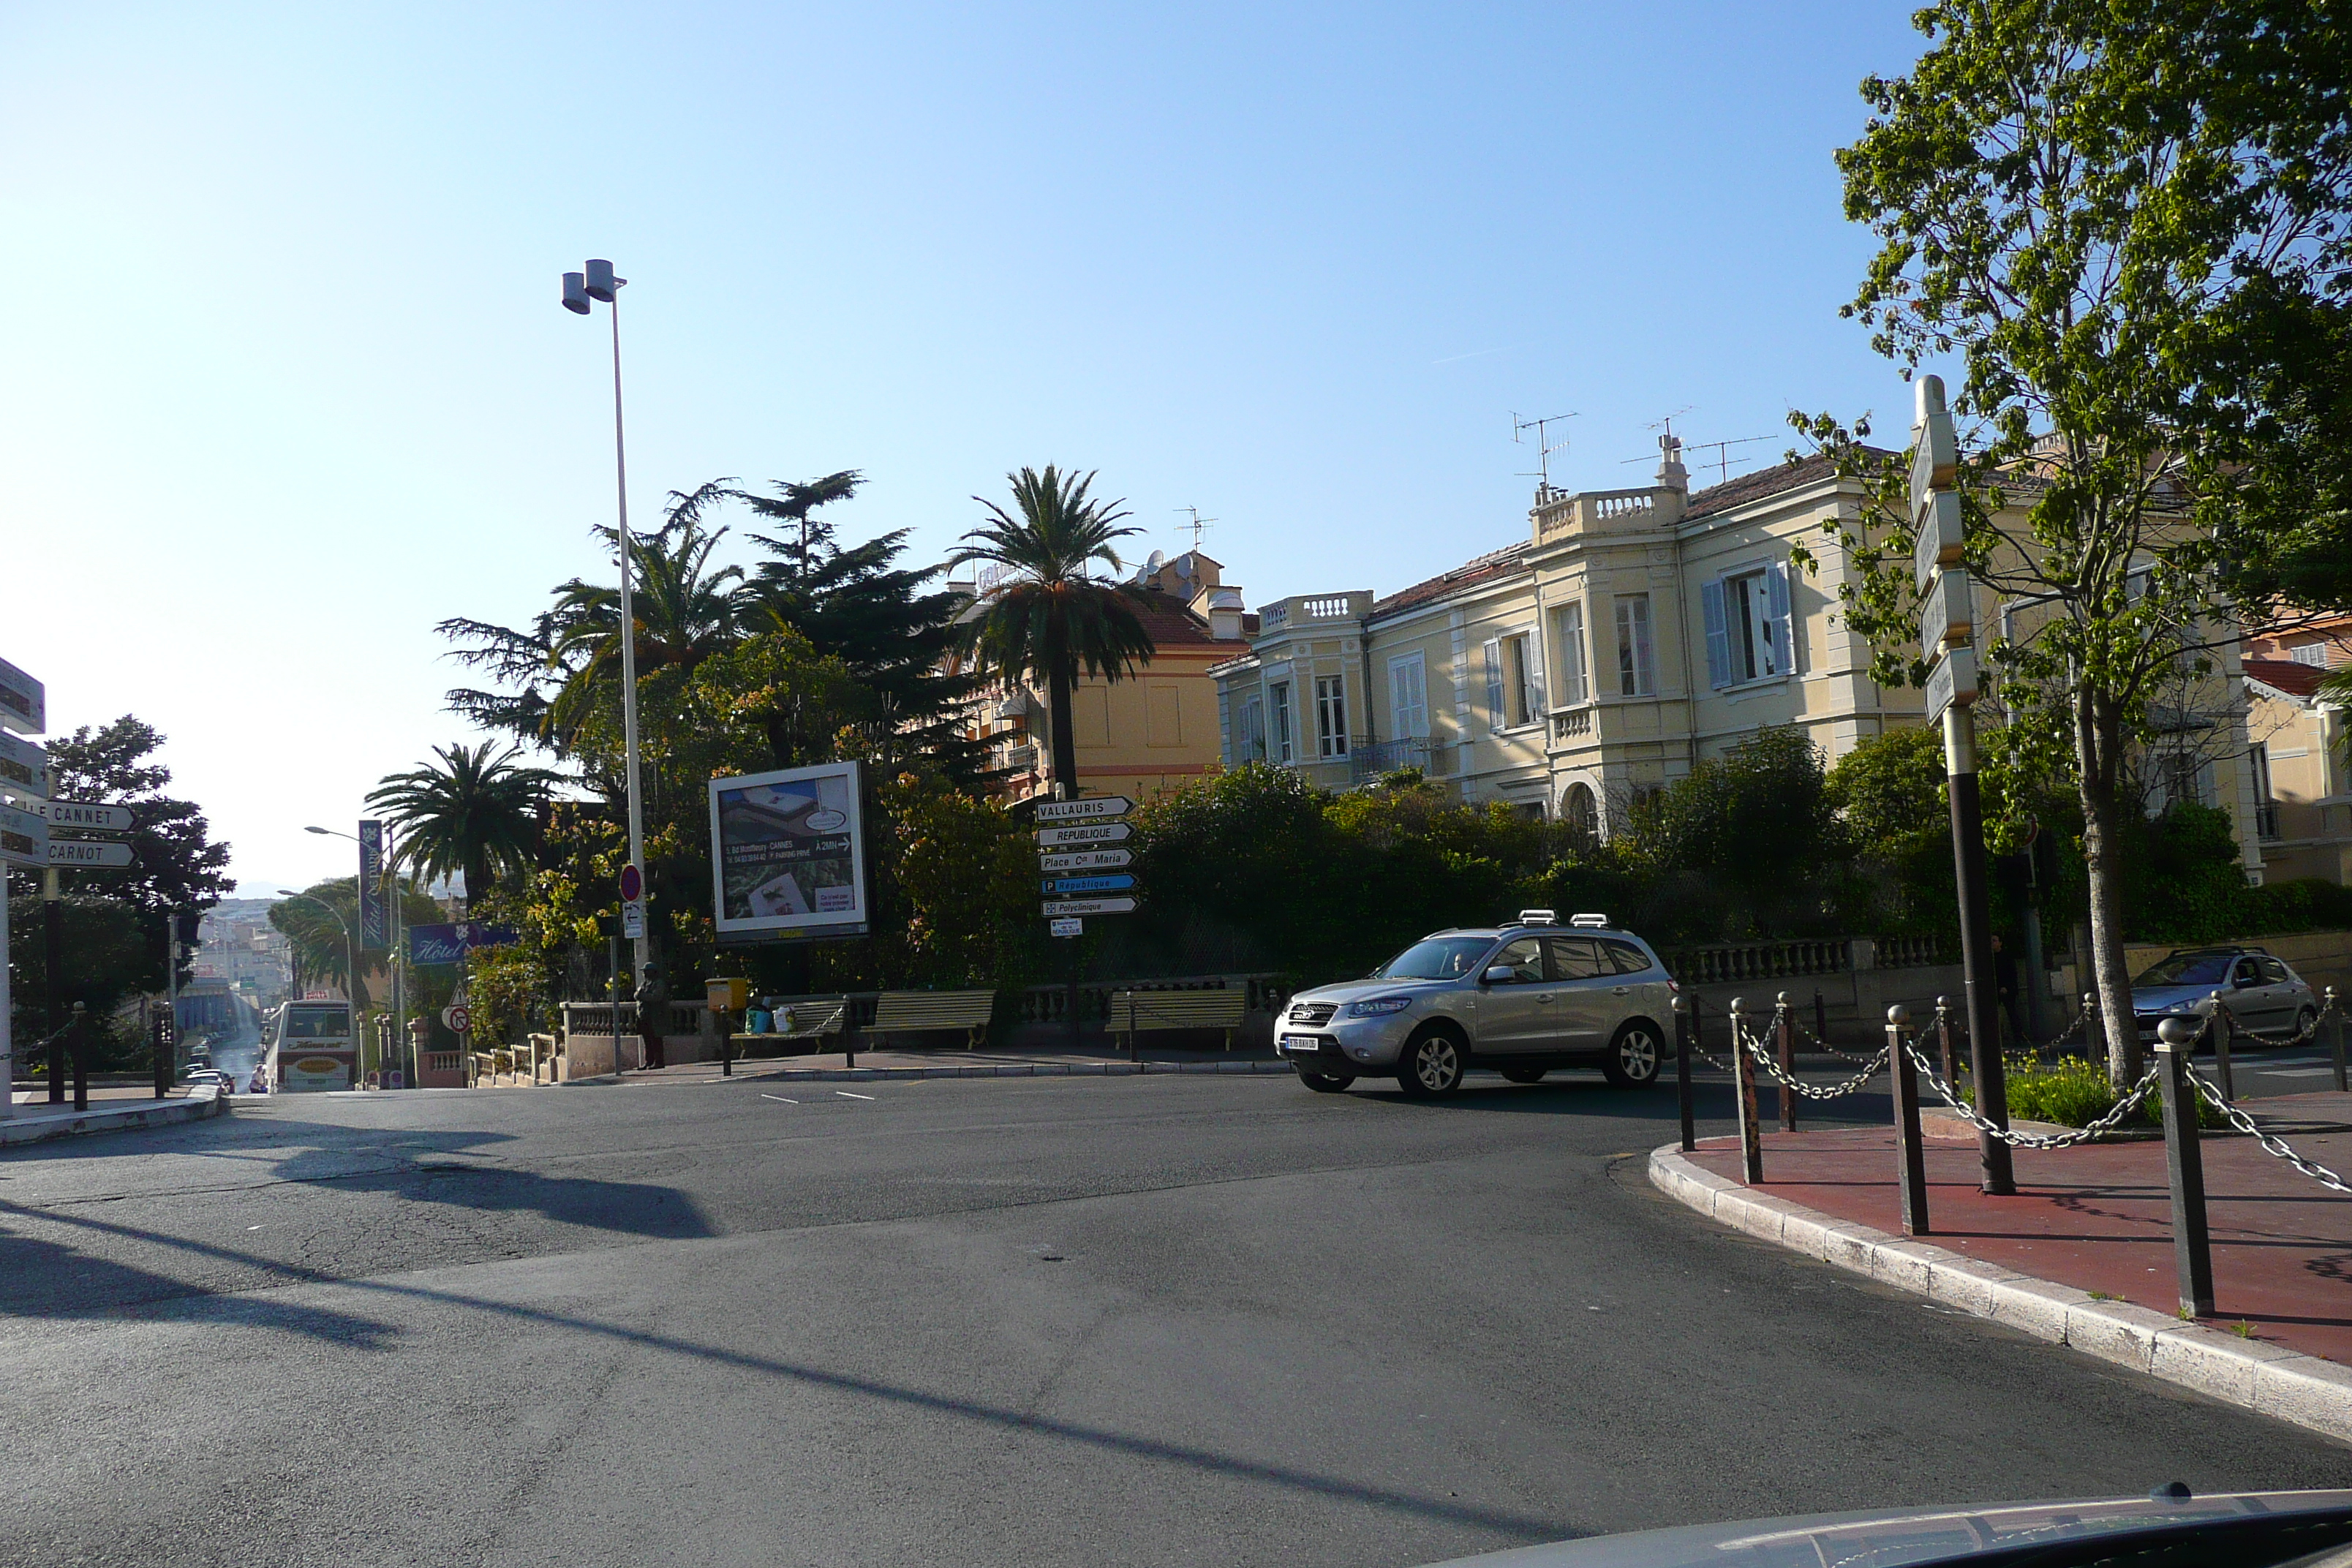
[1686,1093,2352,1366]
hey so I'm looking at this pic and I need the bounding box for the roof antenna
[1512,410,1578,499]
[1173,506,1216,554]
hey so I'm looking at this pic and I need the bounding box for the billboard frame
[708,760,872,946]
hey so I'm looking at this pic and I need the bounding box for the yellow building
[2242,614,2352,885]
[954,551,1253,805]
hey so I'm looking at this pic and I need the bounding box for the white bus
[265,999,356,1092]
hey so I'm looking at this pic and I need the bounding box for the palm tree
[951,467,1157,795]
[366,742,555,908]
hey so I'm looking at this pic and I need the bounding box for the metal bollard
[1888,1005,1929,1236]
[70,1002,89,1112]
[1776,992,1799,1132]
[2207,990,2234,1102]
[2329,987,2347,1094]
[1936,997,1958,1086]
[1673,995,1695,1153]
[1814,988,1829,1050]
[2154,1020,2215,1319]
[1730,998,1763,1184]
[2084,990,2103,1067]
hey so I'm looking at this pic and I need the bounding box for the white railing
[1302,595,1354,620]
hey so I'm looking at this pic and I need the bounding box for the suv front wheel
[1602,1020,1663,1088]
[1397,1028,1467,1098]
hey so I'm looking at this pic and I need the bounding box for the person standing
[635,962,671,1071]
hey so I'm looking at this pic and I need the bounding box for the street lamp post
[562,260,650,981]
[274,889,355,1088]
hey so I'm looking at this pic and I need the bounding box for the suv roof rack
[1516,909,1557,926]
[1569,912,1610,929]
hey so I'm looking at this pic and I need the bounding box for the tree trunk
[1047,659,1079,800]
[2074,685,2141,1087]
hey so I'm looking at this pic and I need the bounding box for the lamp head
[562,271,592,314]
[584,259,619,301]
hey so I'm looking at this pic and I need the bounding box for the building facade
[2242,606,2352,885]
[954,550,1254,806]
[1214,438,2272,877]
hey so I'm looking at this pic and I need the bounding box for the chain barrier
[1734,1022,1888,1100]
[1789,1015,1881,1068]
[1904,1038,2163,1150]
[2187,1068,2352,1196]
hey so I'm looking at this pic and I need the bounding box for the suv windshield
[1372,935,1496,980]
[2133,951,2236,988]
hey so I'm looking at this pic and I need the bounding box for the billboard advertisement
[407,922,520,966]
[708,761,869,945]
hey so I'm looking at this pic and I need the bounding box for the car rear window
[1601,939,1653,976]
[1548,936,1609,979]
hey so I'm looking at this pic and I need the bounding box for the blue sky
[0,2,1928,896]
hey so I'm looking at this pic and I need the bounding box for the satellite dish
[1144,549,1166,575]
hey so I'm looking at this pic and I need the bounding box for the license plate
[1281,1036,1320,1052]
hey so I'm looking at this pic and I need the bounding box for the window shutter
[1764,562,1793,676]
[1483,639,1504,732]
[1701,580,1731,690]
[1526,631,1548,720]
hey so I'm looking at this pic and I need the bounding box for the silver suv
[1275,911,1676,1097]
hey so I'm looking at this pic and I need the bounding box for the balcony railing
[1349,736,1433,783]
[1550,705,1594,742]
[2257,801,2282,841]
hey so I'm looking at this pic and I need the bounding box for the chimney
[1656,434,1689,494]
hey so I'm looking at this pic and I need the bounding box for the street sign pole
[44,869,64,1102]
[1912,374,2014,1196]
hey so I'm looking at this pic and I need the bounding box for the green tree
[5,717,231,1058]
[1623,728,1854,938]
[1814,0,2351,1079]
[951,467,1157,796]
[736,471,987,778]
[366,742,555,908]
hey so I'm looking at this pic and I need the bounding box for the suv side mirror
[1483,965,1516,986]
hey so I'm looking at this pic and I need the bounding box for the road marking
[2257,1068,2340,1079]
[835,1090,875,1101]
[759,1094,799,1104]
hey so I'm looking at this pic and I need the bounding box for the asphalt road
[1,1066,2342,1568]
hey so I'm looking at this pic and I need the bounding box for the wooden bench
[868,990,997,1049]
[731,998,848,1058]
[1111,988,1248,1055]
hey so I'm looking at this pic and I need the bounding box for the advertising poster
[708,761,869,944]
[358,819,388,950]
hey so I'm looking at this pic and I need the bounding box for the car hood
[1289,979,1452,1009]
[2130,984,2225,1014]
[1419,1489,2352,1567]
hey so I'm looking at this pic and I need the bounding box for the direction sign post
[47,840,134,869]
[31,800,135,833]
[1039,848,1132,872]
[1036,821,1132,848]
[1910,374,2012,1196]
[0,802,49,869]
[0,734,47,799]
[1033,796,1132,823]
[0,655,45,736]
[1043,896,1138,917]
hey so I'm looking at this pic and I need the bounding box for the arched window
[1564,782,1599,848]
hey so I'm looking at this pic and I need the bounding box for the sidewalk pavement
[11,1083,200,1106]
[1652,1091,2352,1443]
[1677,1094,2352,1363]
[1,1084,227,1146]
[581,1039,1297,1085]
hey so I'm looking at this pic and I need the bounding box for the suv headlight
[1349,996,1414,1017]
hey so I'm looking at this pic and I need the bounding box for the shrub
[1993,1052,2224,1129]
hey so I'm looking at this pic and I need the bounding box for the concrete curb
[568,1059,1300,1086]
[1647,1142,2352,1447]
[0,1085,229,1147]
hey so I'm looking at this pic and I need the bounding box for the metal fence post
[1673,995,1695,1153]
[1814,988,1828,1051]
[2155,1021,2215,1319]
[2208,990,2234,1102]
[1775,991,1798,1133]
[1730,997,1763,1184]
[2328,987,2347,1094]
[2084,990,2103,1067]
[1888,1005,1929,1236]
[69,1002,88,1112]
[1936,996,1958,1087]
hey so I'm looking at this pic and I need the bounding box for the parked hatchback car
[1276,911,1676,1097]
[2131,945,2318,1044]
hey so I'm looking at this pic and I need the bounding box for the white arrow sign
[1034,796,1131,823]
[48,839,133,869]
[0,734,46,799]
[0,655,43,736]
[1044,896,1137,916]
[33,800,133,832]
[1036,822,1133,847]
[1039,848,1133,872]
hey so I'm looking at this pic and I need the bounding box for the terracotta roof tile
[1368,543,1531,622]
[2244,658,2329,698]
